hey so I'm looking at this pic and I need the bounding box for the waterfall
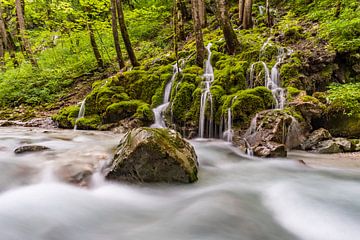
[243,138,254,156]
[74,99,86,131]
[151,63,181,128]
[249,45,292,110]
[285,116,304,149]
[259,6,265,15]
[223,108,233,142]
[246,114,258,136]
[199,43,215,138]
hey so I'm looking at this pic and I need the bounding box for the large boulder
[310,138,352,154]
[243,110,306,157]
[106,127,198,183]
[301,128,332,150]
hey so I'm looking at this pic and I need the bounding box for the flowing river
[0,127,360,240]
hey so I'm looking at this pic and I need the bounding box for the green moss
[172,82,196,123]
[133,103,154,123]
[75,115,102,130]
[241,87,275,109]
[104,100,143,123]
[312,91,327,104]
[280,55,303,88]
[52,105,80,128]
[231,93,265,126]
[300,95,320,104]
[287,86,302,101]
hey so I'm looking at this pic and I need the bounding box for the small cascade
[243,138,254,156]
[199,43,215,138]
[259,5,265,15]
[246,114,258,136]
[223,108,233,142]
[285,116,304,149]
[248,45,292,110]
[259,37,272,57]
[151,63,181,128]
[74,99,86,130]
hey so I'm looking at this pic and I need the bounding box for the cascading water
[74,99,86,130]
[223,96,238,143]
[199,43,215,138]
[248,42,292,110]
[151,63,181,128]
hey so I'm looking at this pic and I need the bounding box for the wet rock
[106,127,198,183]
[314,140,342,154]
[56,163,94,187]
[288,99,324,124]
[301,128,332,150]
[333,138,352,152]
[243,110,307,158]
[350,139,360,151]
[24,118,56,128]
[254,142,287,158]
[14,145,50,154]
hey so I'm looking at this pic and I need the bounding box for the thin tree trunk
[173,0,179,67]
[15,0,37,67]
[216,0,240,54]
[88,23,104,69]
[0,38,4,70]
[266,0,271,27]
[198,0,206,27]
[238,0,244,26]
[110,0,125,69]
[115,0,139,67]
[242,0,252,29]
[335,0,341,18]
[191,0,205,66]
[177,0,186,40]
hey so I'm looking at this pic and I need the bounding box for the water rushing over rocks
[199,43,215,138]
[151,63,181,128]
[74,99,86,130]
[0,127,360,240]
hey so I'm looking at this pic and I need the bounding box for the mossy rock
[106,127,198,183]
[52,105,80,128]
[325,113,360,138]
[172,82,196,123]
[75,115,102,130]
[104,100,152,124]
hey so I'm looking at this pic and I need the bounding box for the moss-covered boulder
[52,105,80,128]
[104,100,154,124]
[75,115,102,130]
[106,127,198,183]
[324,113,360,138]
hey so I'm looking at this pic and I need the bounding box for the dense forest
[0,0,359,155]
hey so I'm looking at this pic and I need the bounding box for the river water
[0,127,360,240]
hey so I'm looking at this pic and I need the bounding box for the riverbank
[289,150,360,170]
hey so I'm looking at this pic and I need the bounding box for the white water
[74,99,86,130]
[1,128,360,240]
[151,64,181,128]
[222,108,233,142]
[199,43,215,138]
[249,46,292,109]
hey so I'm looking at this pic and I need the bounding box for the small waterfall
[151,63,181,128]
[199,43,215,138]
[223,108,233,142]
[243,138,254,156]
[285,116,304,149]
[259,37,272,57]
[246,114,258,136]
[258,5,265,15]
[74,99,86,130]
[248,46,292,110]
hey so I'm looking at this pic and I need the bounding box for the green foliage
[52,105,80,128]
[327,83,360,116]
[172,82,196,122]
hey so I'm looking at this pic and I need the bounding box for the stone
[314,140,342,154]
[106,127,198,183]
[301,128,332,150]
[14,145,50,154]
[333,138,352,152]
[243,110,306,157]
[254,142,287,158]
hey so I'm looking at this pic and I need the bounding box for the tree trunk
[242,0,252,29]
[238,0,244,26]
[110,0,125,69]
[266,0,272,27]
[15,0,37,67]
[198,0,206,27]
[216,0,240,54]
[173,0,179,66]
[335,0,341,18]
[115,0,139,67]
[191,0,205,66]
[88,23,104,69]
[176,0,186,40]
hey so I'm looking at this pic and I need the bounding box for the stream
[0,127,360,240]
